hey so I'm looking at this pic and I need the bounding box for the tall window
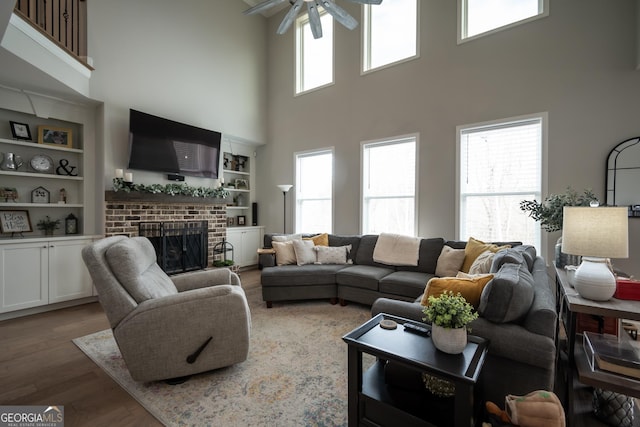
[458,114,545,251]
[459,0,548,42]
[295,149,333,233]
[363,0,418,73]
[362,135,417,235]
[296,12,333,94]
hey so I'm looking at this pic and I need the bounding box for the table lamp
[277,185,293,233]
[561,206,629,301]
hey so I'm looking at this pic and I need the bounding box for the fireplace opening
[139,221,208,275]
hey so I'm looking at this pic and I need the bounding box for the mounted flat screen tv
[128,109,222,178]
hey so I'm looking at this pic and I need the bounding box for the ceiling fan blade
[318,0,358,30]
[277,0,304,34]
[307,1,323,39]
[243,0,287,16]
[344,0,383,5]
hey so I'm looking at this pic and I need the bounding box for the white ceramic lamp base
[573,257,616,301]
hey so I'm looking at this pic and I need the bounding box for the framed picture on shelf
[227,217,235,226]
[9,121,32,141]
[235,179,249,190]
[0,210,32,233]
[38,125,73,148]
[237,215,246,226]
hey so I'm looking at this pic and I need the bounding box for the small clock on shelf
[29,154,54,174]
[65,213,78,235]
[31,186,50,204]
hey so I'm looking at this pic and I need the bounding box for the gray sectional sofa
[259,233,558,405]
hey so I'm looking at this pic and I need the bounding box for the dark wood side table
[342,313,488,427]
[556,268,640,426]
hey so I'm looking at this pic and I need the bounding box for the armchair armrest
[171,268,240,292]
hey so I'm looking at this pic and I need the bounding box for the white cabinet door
[0,242,48,313]
[226,227,263,267]
[48,238,93,303]
[241,228,261,266]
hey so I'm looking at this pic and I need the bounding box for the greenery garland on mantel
[112,178,230,199]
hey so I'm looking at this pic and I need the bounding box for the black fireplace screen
[138,221,208,275]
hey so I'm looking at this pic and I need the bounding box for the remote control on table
[403,323,431,337]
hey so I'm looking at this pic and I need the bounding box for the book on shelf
[583,331,640,379]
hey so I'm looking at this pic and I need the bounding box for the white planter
[431,324,467,354]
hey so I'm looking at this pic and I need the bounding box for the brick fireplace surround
[104,191,229,268]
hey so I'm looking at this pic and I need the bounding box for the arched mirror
[606,136,640,216]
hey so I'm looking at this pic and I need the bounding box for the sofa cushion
[272,233,303,242]
[105,237,178,303]
[420,274,494,308]
[435,245,466,277]
[261,264,347,287]
[461,237,511,273]
[315,245,352,265]
[356,235,394,268]
[469,251,495,275]
[396,237,445,274]
[479,262,534,323]
[272,241,298,266]
[490,249,526,273]
[379,271,436,299]
[328,234,362,263]
[292,239,316,266]
[337,265,395,291]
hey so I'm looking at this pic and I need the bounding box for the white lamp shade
[561,207,628,258]
[277,184,293,192]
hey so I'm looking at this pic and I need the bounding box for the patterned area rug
[73,287,371,427]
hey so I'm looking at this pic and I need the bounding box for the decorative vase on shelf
[431,324,467,354]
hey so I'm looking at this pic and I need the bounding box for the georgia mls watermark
[0,406,63,427]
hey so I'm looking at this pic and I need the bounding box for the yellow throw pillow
[420,274,494,309]
[461,237,510,273]
[304,233,329,246]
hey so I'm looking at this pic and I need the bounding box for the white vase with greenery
[422,291,478,354]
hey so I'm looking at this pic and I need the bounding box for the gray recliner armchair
[82,235,251,382]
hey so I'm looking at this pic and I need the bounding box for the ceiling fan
[244,0,383,39]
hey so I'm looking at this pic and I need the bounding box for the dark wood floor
[0,268,261,427]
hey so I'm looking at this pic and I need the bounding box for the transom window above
[459,0,548,43]
[296,12,334,95]
[363,0,418,73]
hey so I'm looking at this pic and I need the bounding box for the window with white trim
[296,12,333,94]
[362,136,417,235]
[363,0,418,73]
[459,0,547,42]
[295,149,333,233]
[458,115,544,251]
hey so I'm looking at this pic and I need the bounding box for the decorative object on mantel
[0,210,32,237]
[58,188,67,204]
[36,215,60,236]
[244,0,382,39]
[65,213,78,235]
[112,178,229,199]
[422,290,477,354]
[9,121,32,141]
[562,206,629,301]
[520,187,598,268]
[31,186,50,204]
[29,154,54,174]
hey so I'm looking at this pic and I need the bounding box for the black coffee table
[342,313,488,427]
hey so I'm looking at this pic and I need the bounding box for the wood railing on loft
[13,0,92,69]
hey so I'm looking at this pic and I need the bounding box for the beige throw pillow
[272,241,298,265]
[292,239,316,266]
[435,246,466,277]
[468,250,495,275]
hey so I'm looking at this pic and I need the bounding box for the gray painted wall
[87,0,267,189]
[258,0,640,276]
